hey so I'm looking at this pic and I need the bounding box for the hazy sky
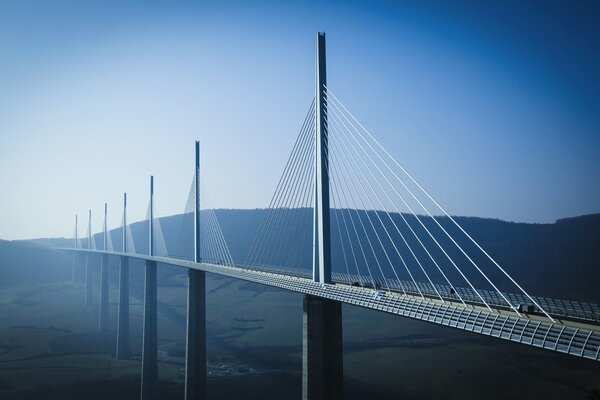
[1,0,598,240]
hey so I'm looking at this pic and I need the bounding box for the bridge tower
[84,209,93,305]
[304,32,344,400]
[314,33,331,284]
[185,140,207,399]
[99,203,109,332]
[117,193,130,359]
[141,176,158,400]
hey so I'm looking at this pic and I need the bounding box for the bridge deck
[236,264,600,323]
[64,248,600,363]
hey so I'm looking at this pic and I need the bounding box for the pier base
[302,295,343,400]
[185,269,207,400]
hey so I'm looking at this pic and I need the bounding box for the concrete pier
[99,203,109,332]
[185,269,206,399]
[72,214,78,282]
[85,209,93,305]
[72,253,78,282]
[98,254,109,331]
[141,260,158,400]
[117,192,129,359]
[116,256,129,359]
[302,295,343,400]
[84,254,93,305]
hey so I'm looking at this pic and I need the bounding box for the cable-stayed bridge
[61,33,600,400]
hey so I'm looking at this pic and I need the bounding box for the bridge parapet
[62,247,600,363]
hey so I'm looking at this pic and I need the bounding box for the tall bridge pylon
[314,31,331,285]
[304,32,343,400]
[185,141,207,400]
[116,193,129,359]
[141,176,158,400]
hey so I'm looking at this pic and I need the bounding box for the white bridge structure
[61,33,600,400]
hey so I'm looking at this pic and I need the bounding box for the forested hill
[14,212,600,303]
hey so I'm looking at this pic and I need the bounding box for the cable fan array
[69,86,555,322]
[322,85,553,321]
[75,185,234,269]
[172,172,235,266]
[143,197,168,257]
[86,215,97,250]
[244,99,316,276]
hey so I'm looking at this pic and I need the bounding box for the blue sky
[0,0,598,240]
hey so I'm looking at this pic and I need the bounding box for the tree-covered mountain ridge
[10,211,600,303]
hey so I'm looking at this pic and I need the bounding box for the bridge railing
[215,259,600,323]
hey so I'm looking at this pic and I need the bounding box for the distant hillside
[19,211,600,303]
[0,240,70,285]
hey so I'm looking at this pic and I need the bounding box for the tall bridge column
[141,260,158,399]
[72,253,79,282]
[84,254,93,305]
[141,177,158,400]
[72,214,78,282]
[185,269,206,399]
[303,295,343,400]
[303,32,344,400]
[72,253,76,282]
[185,140,207,399]
[84,209,93,305]
[99,253,109,331]
[117,256,129,358]
[99,203,109,332]
[117,193,130,359]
